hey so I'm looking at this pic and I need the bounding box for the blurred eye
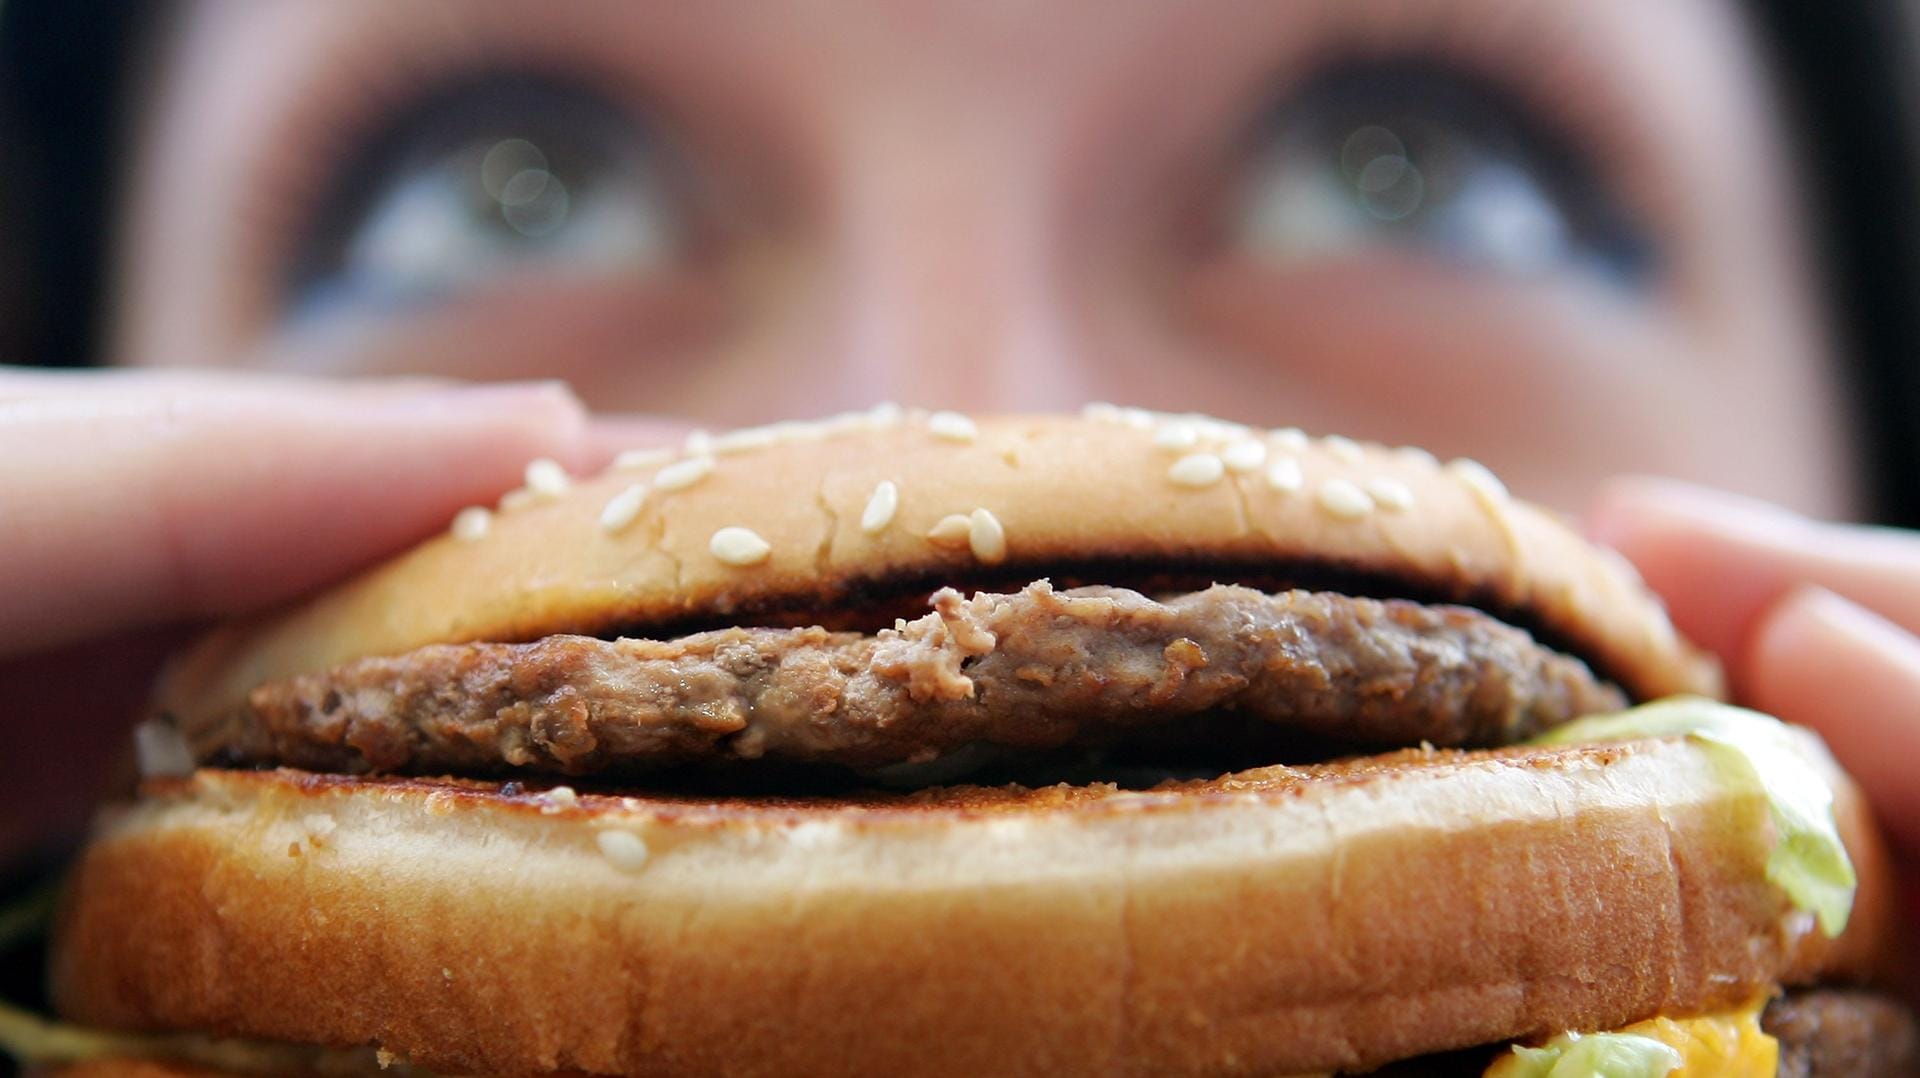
[1234,59,1651,285]
[288,76,679,320]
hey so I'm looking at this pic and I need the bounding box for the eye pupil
[1338,125,1406,181]
[467,137,571,239]
[480,138,547,199]
[1352,147,1424,222]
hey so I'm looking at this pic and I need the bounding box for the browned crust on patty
[52,734,1895,1078]
[186,583,1624,778]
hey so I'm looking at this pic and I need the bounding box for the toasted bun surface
[53,734,1893,1078]
[157,412,1719,729]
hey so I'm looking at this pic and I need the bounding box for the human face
[117,0,1854,516]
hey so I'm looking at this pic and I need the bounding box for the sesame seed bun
[43,409,1900,1077]
[50,738,1894,1078]
[156,411,1720,732]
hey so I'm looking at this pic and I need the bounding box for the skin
[4,0,1918,917]
[116,0,1848,512]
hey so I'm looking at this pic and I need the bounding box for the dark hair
[2,1,1916,524]
[1743,1,1920,527]
[0,0,152,371]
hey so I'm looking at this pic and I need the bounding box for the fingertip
[1582,478,1835,665]
[1746,584,1920,698]
[368,379,587,432]
[1581,475,1692,547]
[1745,586,1920,850]
[351,379,597,480]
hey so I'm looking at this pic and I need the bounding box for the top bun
[157,408,1720,724]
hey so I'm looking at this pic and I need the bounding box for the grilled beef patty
[179,580,1623,778]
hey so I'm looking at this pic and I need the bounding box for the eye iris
[1237,60,1650,286]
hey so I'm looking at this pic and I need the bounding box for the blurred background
[4,0,1920,1052]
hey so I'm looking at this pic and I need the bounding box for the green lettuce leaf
[1531,697,1855,937]
[1492,1029,1683,1077]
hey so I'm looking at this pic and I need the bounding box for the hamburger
[7,408,1912,1076]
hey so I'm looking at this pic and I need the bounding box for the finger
[1743,586,1920,853]
[0,373,605,655]
[0,367,461,400]
[1584,478,1920,670]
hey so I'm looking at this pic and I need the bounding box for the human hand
[1588,478,1920,964]
[0,370,687,865]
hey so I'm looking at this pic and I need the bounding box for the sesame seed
[1153,423,1201,451]
[1265,457,1304,492]
[867,401,904,425]
[861,480,900,534]
[927,514,973,547]
[1323,436,1365,464]
[1119,407,1156,430]
[596,830,650,873]
[1270,427,1310,451]
[498,488,537,512]
[450,506,491,542]
[758,420,817,445]
[1317,478,1374,519]
[822,410,869,434]
[614,447,673,472]
[1221,438,1268,473]
[1188,415,1250,442]
[598,484,648,534]
[1395,445,1440,469]
[1168,453,1226,488]
[710,526,772,566]
[654,456,714,492]
[968,507,1007,563]
[1081,402,1123,423]
[540,786,579,813]
[712,426,779,454]
[1599,546,1646,588]
[1448,458,1509,503]
[927,410,978,442]
[1365,477,1415,511]
[524,458,571,499]
[683,429,714,457]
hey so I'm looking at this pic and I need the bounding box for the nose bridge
[826,99,1086,411]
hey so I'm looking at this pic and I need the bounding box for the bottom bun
[27,989,1920,1077]
[52,737,1893,1078]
